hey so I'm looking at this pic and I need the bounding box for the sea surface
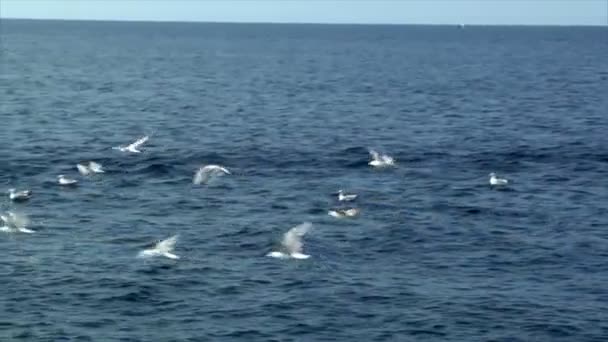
[1,19,608,341]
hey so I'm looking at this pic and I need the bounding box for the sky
[1,0,607,26]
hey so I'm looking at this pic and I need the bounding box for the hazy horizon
[2,17,607,28]
[1,0,607,26]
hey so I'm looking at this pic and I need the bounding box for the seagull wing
[6,212,28,228]
[282,222,312,254]
[193,168,210,185]
[156,235,178,253]
[345,194,357,201]
[89,161,104,173]
[77,164,90,175]
[128,135,149,149]
[163,252,180,259]
[369,149,380,161]
[202,165,230,174]
[382,155,394,163]
[194,165,230,184]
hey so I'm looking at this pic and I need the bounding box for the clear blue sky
[1,0,606,26]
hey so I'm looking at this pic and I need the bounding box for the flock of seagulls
[2,134,510,261]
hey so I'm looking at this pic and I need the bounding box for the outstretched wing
[163,252,180,260]
[202,165,230,175]
[4,212,28,228]
[89,161,104,173]
[128,135,149,149]
[218,166,231,175]
[369,149,380,160]
[193,168,210,185]
[77,164,90,175]
[156,235,178,252]
[282,222,312,254]
[194,165,230,184]
[382,155,394,163]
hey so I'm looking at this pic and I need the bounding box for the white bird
[57,175,78,186]
[369,149,395,167]
[489,172,508,186]
[89,161,104,173]
[77,161,105,176]
[76,164,90,176]
[114,135,149,153]
[8,188,32,202]
[0,211,35,233]
[338,189,357,202]
[193,165,231,185]
[138,235,180,260]
[328,208,360,218]
[266,222,312,260]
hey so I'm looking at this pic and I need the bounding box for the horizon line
[2,17,607,28]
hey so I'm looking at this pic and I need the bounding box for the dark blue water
[1,19,608,341]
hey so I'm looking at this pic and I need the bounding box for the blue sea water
[1,19,608,341]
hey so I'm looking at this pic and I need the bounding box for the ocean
[1,19,607,341]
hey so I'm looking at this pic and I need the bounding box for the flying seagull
[138,235,180,260]
[193,165,231,185]
[266,222,312,260]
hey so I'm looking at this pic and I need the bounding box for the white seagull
[193,165,231,185]
[0,211,35,233]
[8,188,32,202]
[77,161,105,176]
[138,235,180,260]
[489,172,508,186]
[328,208,360,218]
[57,175,78,186]
[369,149,395,167]
[266,222,312,260]
[114,135,149,153]
[338,189,357,202]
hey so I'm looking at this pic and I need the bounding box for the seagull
[369,149,395,167]
[193,165,231,185]
[8,188,32,202]
[114,135,149,153]
[77,161,105,176]
[266,222,312,259]
[76,164,90,176]
[489,172,508,186]
[57,175,78,186]
[0,211,35,233]
[328,208,360,218]
[338,189,357,202]
[137,235,180,259]
[88,161,104,173]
